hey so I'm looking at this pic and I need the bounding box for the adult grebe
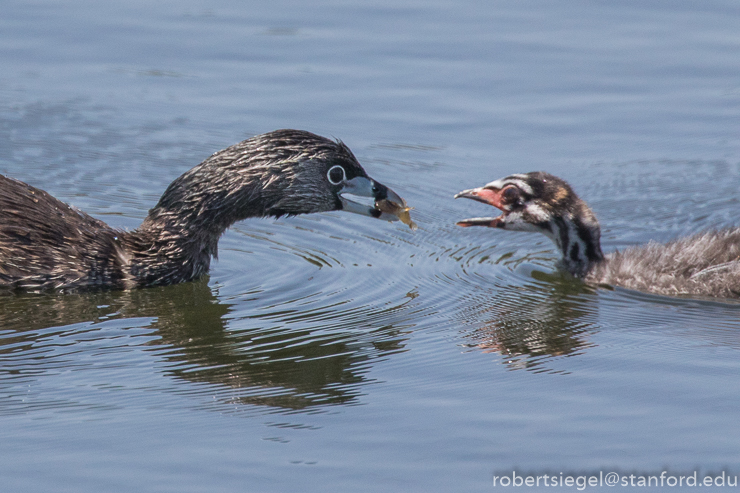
[0,129,408,291]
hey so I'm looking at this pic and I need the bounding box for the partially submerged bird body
[0,129,407,292]
[456,172,740,298]
[590,229,740,298]
[0,175,128,290]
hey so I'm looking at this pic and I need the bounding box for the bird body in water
[0,129,407,292]
[456,172,740,299]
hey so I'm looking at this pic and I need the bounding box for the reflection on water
[454,267,599,373]
[0,279,414,415]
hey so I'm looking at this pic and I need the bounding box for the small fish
[376,198,417,230]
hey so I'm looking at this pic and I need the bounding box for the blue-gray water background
[1,1,739,491]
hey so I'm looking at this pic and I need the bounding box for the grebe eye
[327,165,346,185]
[502,185,520,203]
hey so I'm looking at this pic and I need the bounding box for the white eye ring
[327,165,346,185]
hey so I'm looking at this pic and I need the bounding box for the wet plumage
[0,129,404,292]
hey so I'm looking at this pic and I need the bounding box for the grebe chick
[0,129,407,292]
[455,171,740,298]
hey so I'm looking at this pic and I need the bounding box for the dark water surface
[2,1,740,491]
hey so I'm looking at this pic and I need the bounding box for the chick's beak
[454,186,506,228]
[454,187,505,209]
